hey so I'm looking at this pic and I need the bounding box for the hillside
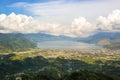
[76,32,120,49]
[0,32,120,51]
[24,33,74,42]
[8,70,120,80]
[0,33,36,53]
[76,32,120,43]
[0,49,120,80]
[63,70,120,80]
[105,41,120,50]
[24,32,120,49]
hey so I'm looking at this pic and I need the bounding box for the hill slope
[76,32,120,49]
[8,70,120,80]
[0,33,36,52]
[24,33,74,42]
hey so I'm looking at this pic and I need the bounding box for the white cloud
[0,13,97,37]
[0,13,37,33]
[0,9,120,37]
[71,17,97,37]
[0,13,70,36]
[9,0,120,23]
[97,9,120,31]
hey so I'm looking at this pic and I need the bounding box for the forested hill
[0,33,36,53]
[76,32,120,49]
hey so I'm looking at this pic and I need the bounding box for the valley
[0,33,120,80]
[0,48,120,80]
[0,1,120,79]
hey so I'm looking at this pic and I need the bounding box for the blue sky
[0,0,46,15]
[0,0,120,37]
[5,0,119,23]
[0,0,97,15]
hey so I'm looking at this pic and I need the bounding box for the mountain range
[23,32,120,49]
[76,32,120,49]
[0,32,120,52]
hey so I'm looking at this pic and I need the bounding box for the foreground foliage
[0,50,120,80]
[7,70,120,80]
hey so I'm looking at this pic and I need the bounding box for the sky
[0,0,120,37]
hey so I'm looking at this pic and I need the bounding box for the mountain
[22,33,102,49]
[76,32,120,43]
[76,32,120,49]
[0,33,36,53]
[104,39,120,50]
[24,33,74,42]
[0,32,119,52]
[22,32,120,44]
[23,32,120,49]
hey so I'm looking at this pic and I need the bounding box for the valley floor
[0,48,120,80]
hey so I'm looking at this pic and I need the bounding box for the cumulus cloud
[0,9,120,37]
[71,17,97,37]
[97,9,120,31]
[7,0,120,37]
[0,13,97,37]
[0,13,37,33]
[0,13,70,36]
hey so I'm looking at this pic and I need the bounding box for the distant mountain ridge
[23,33,74,42]
[76,32,120,49]
[0,32,120,51]
[8,32,120,43]
[76,32,120,43]
[23,32,120,49]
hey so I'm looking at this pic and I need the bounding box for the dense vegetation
[7,70,120,80]
[0,49,120,80]
[0,33,36,53]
